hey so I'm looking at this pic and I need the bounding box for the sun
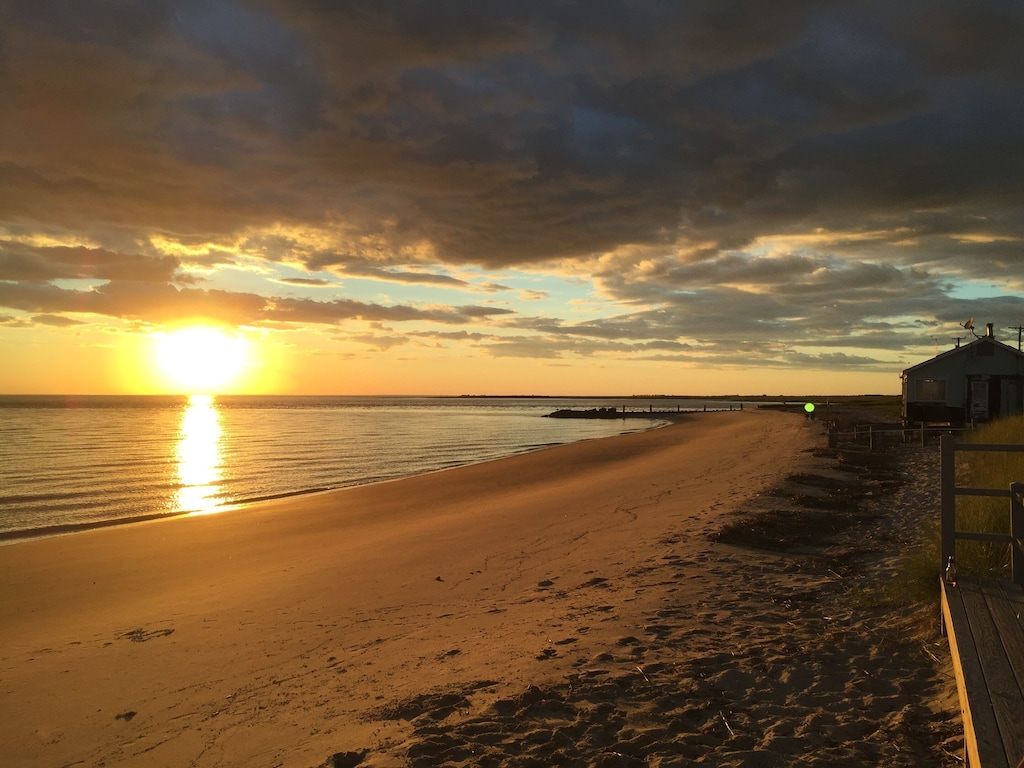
[153,326,249,393]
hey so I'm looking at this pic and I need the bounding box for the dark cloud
[0,242,186,283]
[0,280,513,328]
[3,0,1018,262]
[0,0,1021,373]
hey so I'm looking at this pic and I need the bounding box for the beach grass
[954,414,1024,578]
[883,414,1024,604]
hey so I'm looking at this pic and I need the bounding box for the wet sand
[0,410,959,767]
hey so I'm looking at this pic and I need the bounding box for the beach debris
[114,711,136,722]
[119,627,174,643]
[635,664,650,682]
[720,711,735,737]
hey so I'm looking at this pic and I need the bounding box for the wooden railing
[827,423,967,449]
[940,434,1024,586]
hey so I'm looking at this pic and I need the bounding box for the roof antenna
[962,318,980,339]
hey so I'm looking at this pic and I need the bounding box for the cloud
[0,242,186,283]
[518,289,548,301]
[31,314,85,327]
[323,262,473,289]
[4,0,1018,267]
[347,332,411,351]
[0,280,515,328]
[267,296,513,325]
[1,0,1021,380]
[272,277,334,287]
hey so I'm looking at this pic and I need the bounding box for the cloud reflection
[176,394,224,515]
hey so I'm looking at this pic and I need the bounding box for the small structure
[902,323,1024,425]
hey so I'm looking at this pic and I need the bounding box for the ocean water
[0,395,739,540]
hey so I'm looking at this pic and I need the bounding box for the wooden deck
[940,577,1024,767]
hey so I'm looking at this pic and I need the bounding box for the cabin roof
[902,335,1024,376]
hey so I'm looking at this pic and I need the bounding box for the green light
[804,403,815,413]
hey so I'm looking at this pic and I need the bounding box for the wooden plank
[962,580,1024,765]
[956,532,1015,544]
[956,488,1014,498]
[982,581,1024,689]
[955,443,1024,453]
[982,579,1024,703]
[942,580,1005,767]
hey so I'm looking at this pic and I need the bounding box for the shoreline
[0,409,956,766]
[0,417,675,544]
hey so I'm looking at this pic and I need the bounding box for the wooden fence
[939,434,1024,586]
[827,423,967,450]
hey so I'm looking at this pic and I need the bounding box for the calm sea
[0,395,740,540]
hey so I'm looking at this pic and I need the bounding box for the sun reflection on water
[176,394,224,515]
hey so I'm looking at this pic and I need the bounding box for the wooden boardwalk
[941,578,1024,767]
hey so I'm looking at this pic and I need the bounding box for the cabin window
[915,379,946,402]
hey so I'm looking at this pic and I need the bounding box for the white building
[901,324,1024,425]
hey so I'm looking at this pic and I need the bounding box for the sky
[1,1,1022,396]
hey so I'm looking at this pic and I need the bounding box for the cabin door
[970,378,989,422]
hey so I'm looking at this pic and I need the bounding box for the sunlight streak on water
[177,394,224,515]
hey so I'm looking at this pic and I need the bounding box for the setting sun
[154,326,249,393]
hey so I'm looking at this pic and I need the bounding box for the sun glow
[154,326,249,393]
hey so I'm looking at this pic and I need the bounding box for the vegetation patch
[713,509,862,551]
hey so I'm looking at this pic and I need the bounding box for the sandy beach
[0,410,960,767]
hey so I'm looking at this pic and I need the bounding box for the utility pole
[1011,325,1024,351]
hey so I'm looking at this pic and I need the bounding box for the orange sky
[1,320,907,396]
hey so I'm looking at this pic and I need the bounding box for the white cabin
[901,324,1024,425]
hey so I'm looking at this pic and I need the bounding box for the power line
[1010,325,1024,351]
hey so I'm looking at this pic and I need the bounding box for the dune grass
[883,415,1024,607]
[953,415,1024,579]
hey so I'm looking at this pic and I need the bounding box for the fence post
[940,434,957,569]
[920,422,926,448]
[1011,481,1024,587]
